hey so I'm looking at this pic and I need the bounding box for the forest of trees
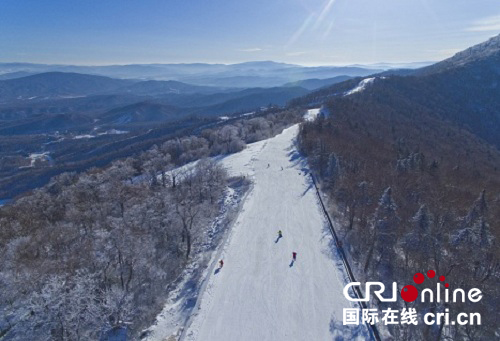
[0,107,304,340]
[0,156,232,340]
[298,96,499,340]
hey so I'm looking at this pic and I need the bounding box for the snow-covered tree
[364,187,400,282]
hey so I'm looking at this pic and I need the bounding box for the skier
[275,230,283,243]
[219,259,224,268]
[292,252,297,261]
[267,163,270,168]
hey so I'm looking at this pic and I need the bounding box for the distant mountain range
[0,37,495,205]
[283,76,352,90]
[0,72,234,102]
[1,64,368,135]
[0,61,388,88]
[0,73,313,135]
[0,72,134,101]
[0,43,493,138]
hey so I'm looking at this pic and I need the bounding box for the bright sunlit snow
[147,111,370,340]
[345,77,375,96]
[148,110,370,341]
[73,134,95,139]
[303,108,321,121]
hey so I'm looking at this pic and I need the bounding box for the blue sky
[1,0,499,65]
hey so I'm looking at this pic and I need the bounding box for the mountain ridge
[417,33,500,75]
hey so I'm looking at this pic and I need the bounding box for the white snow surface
[345,77,375,96]
[303,108,321,121]
[174,122,368,341]
[27,152,53,167]
[73,134,94,139]
[98,129,128,135]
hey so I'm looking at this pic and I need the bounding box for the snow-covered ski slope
[181,115,370,340]
[303,107,321,121]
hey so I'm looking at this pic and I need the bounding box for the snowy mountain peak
[418,33,500,75]
[448,33,500,65]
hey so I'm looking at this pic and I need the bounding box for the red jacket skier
[292,252,297,261]
[219,259,224,268]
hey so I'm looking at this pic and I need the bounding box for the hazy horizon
[0,60,436,68]
[1,0,499,66]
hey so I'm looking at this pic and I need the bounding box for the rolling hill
[99,101,182,125]
[0,72,135,101]
[283,75,352,90]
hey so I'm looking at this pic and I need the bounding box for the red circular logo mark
[401,270,451,302]
[413,273,425,284]
[401,285,418,302]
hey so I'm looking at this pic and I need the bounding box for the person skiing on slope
[278,230,283,238]
[292,252,297,261]
[219,260,224,268]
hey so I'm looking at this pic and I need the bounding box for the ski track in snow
[175,117,370,341]
[345,77,375,96]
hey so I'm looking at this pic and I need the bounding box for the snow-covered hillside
[345,77,375,96]
[148,111,370,340]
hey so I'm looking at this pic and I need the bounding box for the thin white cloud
[237,48,263,52]
[466,15,500,32]
[286,51,309,56]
